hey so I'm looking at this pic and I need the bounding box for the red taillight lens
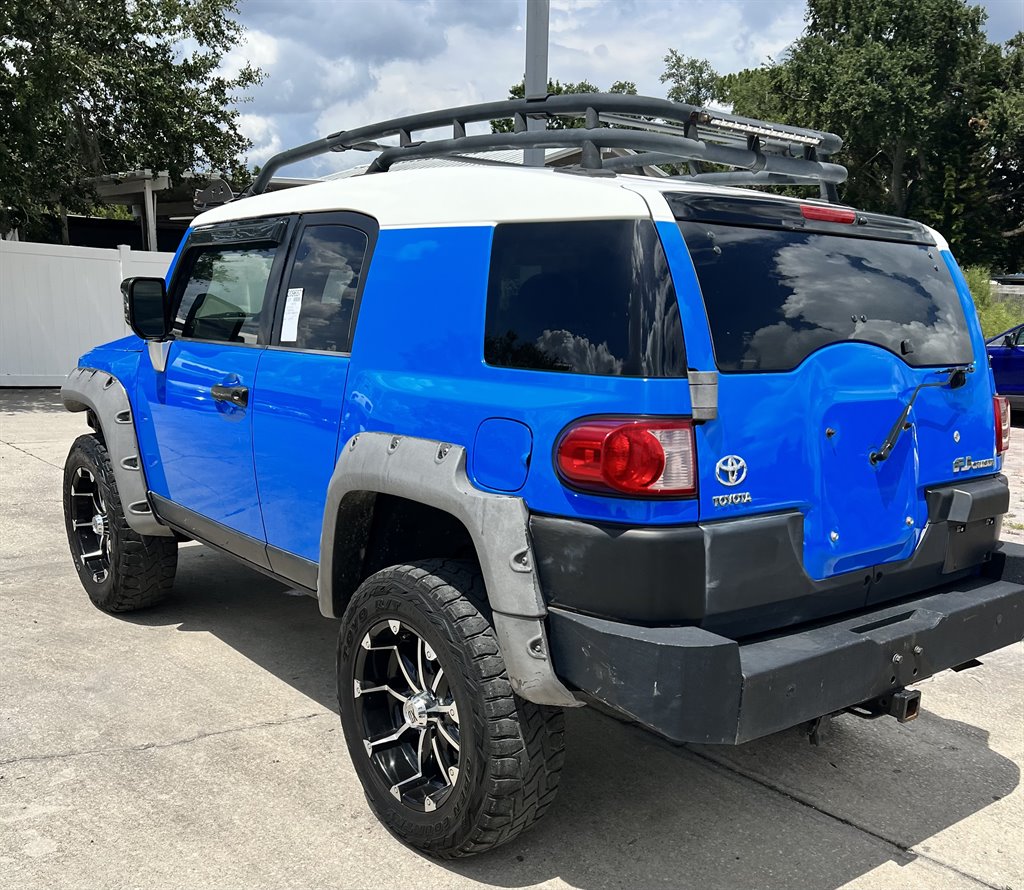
[556,419,696,496]
[800,204,856,224]
[995,395,1011,455]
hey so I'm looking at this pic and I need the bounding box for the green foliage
[963,266,993,307]
[0,0,261,234]
[711,0,1023,270]
[964,267,1024,337]
[718,66,788,121]
[979,35,1024,266]
[492,78,636,133]
[660,51,723,106]
[90,204,134,222]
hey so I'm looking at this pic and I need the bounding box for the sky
[227,0,1024,177]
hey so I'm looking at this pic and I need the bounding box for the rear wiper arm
[869,365,974,465]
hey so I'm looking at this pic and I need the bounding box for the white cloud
[237,113,282,166]
[230,0,1019,175]
[221,27,279,78]
[308,20,523,174]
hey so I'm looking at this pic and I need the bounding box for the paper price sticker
[282,287,303,341]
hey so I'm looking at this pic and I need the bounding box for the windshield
[679,222,973,373]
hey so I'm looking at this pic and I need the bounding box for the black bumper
[531,474,1010,637]
[547,542,1024,745]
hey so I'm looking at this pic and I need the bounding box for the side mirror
[121,277,168,340]
[1004,334,1016,348]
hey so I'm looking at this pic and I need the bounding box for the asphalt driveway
[1,388,1022,889]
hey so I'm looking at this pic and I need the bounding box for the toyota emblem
[715,455,747,487]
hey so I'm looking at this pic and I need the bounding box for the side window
[279,225,369,353]
[173,246,277,344]
[483,219,686,377]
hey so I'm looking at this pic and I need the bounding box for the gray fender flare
[61,367,173,537]
[319,432,581,709]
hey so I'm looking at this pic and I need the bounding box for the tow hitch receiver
[848,688,922,723]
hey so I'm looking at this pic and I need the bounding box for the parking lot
[1,387,1022,890]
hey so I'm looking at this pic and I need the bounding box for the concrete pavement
[1,388,1022,889]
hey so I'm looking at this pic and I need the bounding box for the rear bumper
[531,474,1010,637]
[547,542,1024,745]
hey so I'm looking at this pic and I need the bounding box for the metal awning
[86,169,170,251]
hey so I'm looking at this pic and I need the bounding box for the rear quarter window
[484,219,686,377]
[679,222,973,372]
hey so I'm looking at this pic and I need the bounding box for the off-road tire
[337,559,565,858]
[63,433,177,612]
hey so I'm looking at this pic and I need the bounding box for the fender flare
[319,432,580,708]
[61,367,173,538]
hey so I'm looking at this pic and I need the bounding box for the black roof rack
[245,93,845,201]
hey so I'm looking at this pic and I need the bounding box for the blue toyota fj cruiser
[61,95,1023,858]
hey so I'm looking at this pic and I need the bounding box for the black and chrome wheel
[68,465,112,585]
[354,618,462,812]
[63,433,177,612]
[338,559,565,858]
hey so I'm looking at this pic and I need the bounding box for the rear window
[484,220,686,377]
[679,222,973,372]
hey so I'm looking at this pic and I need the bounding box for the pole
[524,0,549,167]
[142,178,158,252]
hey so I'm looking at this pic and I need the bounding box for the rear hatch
[668,194,999,594]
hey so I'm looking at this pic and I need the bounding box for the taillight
[995,396,1011,455]
[800,204,856,224]
[556,419,696,496]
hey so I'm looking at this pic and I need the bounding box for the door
[678,210,984,583]
[250,213,377,583]
[135,218,291,547]
[988,324,1024,399]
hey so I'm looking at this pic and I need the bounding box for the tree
[660,50,722,107]
[979,34,1024,270]
[491,79,636,133]
[716,0,1023,268]
[0,0,261,235]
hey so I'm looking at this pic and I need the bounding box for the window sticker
[282,287,303,341]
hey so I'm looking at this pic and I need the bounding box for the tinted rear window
[484,220,686,377]
[679,222,973,372]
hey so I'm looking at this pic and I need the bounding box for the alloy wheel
[69,466,111,583]
[353,619,462,812]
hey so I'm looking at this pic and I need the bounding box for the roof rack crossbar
[595,139,846,183]
[363,129,847,183]
[596,113,819,149]
[246,93,844,196]
[676,171,831,186]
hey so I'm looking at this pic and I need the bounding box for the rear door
[251,212,377,587]
[671,195,991,583]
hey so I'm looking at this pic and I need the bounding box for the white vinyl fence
[0,241,174,386]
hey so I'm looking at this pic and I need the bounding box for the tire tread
[63,434,177,613]
[339,559,564,858]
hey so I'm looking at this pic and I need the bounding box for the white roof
[191,165,654,229]
[190,165,817,231]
